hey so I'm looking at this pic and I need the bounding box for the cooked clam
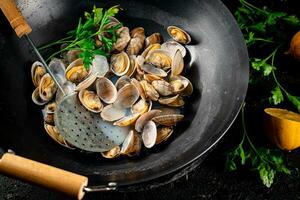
[131,78,146,100]
[151,80,173,96]
[132,99,152,115]
[65,58,89,84]
[171,49,184,76]
[43,102,57,125]
[44,123,70,148]
[115,76,131,90]
[121,130,142,157]
[91,55,109,77]
[156,126,173,145]
[75,73,97,91]
[135,55,145,75]
[141,64,168,78]
[113,27,131,51]
[100,104,126,122]
[167,26,191,44]
[39,73,58,102]
[78,90,103,113]
[142,120,157,148]
[141,43,161,58]
[161,41,187,58]
[135,109,161,132]
[169,75,193,95]
[126,27,145,55]
[32,87,47,105]
[167,96,185,107]
[145,49,172,69]
[113,113,140,126]
[110,52,130,76]
[130,27,145,39]
[101,146,121,159]
[114,84,139,108]
[31,61,46,87]
[145,33,163,47]
[63,50,81,65]
[125,55,137,77]
[140,80,159,101]
[143,74,162,83]
[153,114,184,126]
[96,77,118,104]
[158,94,180,105]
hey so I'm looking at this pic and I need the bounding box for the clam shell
[49,58,67,86]
[125,55,137,77]
[31,61,46,87]
[143,74,162,83]
[135,55,145,75]
[135,109,161,132]
[131,78,146,100]
[130,27,145,39]
[169,75,192,95]
[167,96,185,107]
[64,50,81,65]
[75,73,98,91]
[142,121,157,148]
[151,80,173,96]
[78,90,103,113]
[145,33,163,48]
[55,81,76,104]
[126,37,144,55]
[141,43,161,58]
[91,55,109,77]
[171,49,184,76]
[65,58,89,84]
[32,87,48,105]
[115,76,131,90]
[39,73,58,101]
[44,102,57,113]
[114,84,139,108]
[96,77,117,104]
[141,64,168,78]
[145,49,172,69]
[161,41,186,58]
[158,94,180,105]
[121,130,142,157]
[101,146,121,159]
[132,99,152,115]
[152,114,184,126]
[44,123,72,149]
[167,26,191,44]
[113,27,131,52]
[140,80,159,101]
[113,113,140,126]
[156,126,173,145]
[110,52,130,76]
[100,104,126,122]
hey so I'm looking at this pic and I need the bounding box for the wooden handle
[0,153,88,200]
[0,0,32,37]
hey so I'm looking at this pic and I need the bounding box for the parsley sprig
[39,5,122,69]
[226,104,290,187]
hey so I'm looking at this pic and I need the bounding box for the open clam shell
[169,75,193,95]
[49,58,67,86]
[140,80,159,101]
[125,55,137,78]
[113,27,131,52]
[31,61,46,87]
[44,123,72,149]
[32,87,48,105]
[113,113,140,127]
[131,78,146,100]
[78,90,103,113]
[158,94,180,105]
[121,130,142,157]
[167,26,191,44]
[39,73,58,102]
[100,104,126,122]
[166,96,185,107]
[132,99,152,115]
[142,120,157,148]
[114,84,140,108]
[141,43,161,58]
[91,55,109,77]
[145,33,163,48]
[65,58,89,84]
[126,27,145,55]
[145,49,172,69]
[115,76,131,90]
[63,50,81,65]
[42,102,57,125]
[110,52,130,76]
[135,109,161,132]
[96,77,118,104]
[152,114,184,126]
[141,64,168,78]
[161,41,187,58]
[55,81,76,104]
[143,74,162,83]
[156,126,173,145]
[75,73,98,91]
[101,146,121,159]
[152,80,173,96]
[171,49,184,76]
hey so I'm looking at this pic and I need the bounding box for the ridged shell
[156,126,173,145]
[152,114,184,126]
[113,27,131,51]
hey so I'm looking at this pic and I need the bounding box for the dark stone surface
[1,0,300,200]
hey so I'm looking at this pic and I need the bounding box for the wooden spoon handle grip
[0,153,88,200]
[0,0,32,37]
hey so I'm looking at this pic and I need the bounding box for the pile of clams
[31,24,193,159]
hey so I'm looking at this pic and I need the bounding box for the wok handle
[0,153,88,200]
[0,0,32,37]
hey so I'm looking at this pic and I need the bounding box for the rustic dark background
[1,0,300,199]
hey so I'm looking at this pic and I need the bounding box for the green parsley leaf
[251,58,274,76]
[93,6,103,25]
[266,12,287,26]
[269,86,284,105]
[286,94,300,113]
[257,162,275,188]
[282,15,300,26]
[249,22,266,33]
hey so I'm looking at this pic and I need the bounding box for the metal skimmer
[26,35,129,152]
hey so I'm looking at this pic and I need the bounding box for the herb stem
[38,36,73,50]
[240,0,268,15]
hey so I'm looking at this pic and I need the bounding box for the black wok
[0,0,248,196]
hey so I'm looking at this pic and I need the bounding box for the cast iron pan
[0,0,249,198]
